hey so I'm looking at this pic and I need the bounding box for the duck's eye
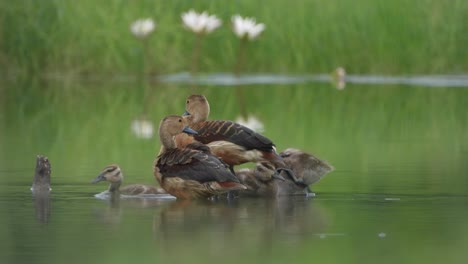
[178,119,182,122]
[186,100,189,104]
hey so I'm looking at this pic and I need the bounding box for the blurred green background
[1,1,468,264]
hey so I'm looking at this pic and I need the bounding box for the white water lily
[231,15,265,40]
[235,115,264,133]
[182,10,222,34]
[131,118,154,139]
[332,67,346,90]
[130,18,156,38]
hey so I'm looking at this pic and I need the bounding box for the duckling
[154,115,246,200]
[31,155,51,192]
[280,148,334,186]
[92,164,166,195]
[178,94,298,182]
[236,149,334,197]
[31,155,51,223]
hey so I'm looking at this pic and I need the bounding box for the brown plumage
[154,115,246,200]
[92,164,166,195]
[177,94,293,178]
[236,148,334,197]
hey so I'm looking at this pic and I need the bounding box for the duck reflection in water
[153,197,328,259]
[236,148,334,197]
[31,155,52,224]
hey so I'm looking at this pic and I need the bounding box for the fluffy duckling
[92,164,166,195]
[236,149,334,197]
[280,148,334,186]
[154,115,247,200]
[178,94,297,181]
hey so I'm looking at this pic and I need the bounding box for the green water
[1,79,468,264]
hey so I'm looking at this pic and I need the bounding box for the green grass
[1,0,467,76]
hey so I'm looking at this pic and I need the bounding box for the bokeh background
[1,1,467,264]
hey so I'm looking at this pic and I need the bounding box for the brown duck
[92,164,166,195]
[154,115,246,200]
[178,94,298,182]
[236,148,334,197]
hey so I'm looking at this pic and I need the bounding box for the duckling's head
[159,115,198,149]
[183,94,210,123]
[92,164,123,184]
[253,162,285,182]
[280,148,334,185]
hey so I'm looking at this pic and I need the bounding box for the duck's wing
[185,141,212,154]
[156,148,240,183]
[194,120,274,151]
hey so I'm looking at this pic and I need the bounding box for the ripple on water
[94,191,176,200]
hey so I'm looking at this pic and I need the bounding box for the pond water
[1,77,467,264]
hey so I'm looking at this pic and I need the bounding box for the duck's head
[92,164,123,184]
[183,94,210,123]
[159,115,198,149]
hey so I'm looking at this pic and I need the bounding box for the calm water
[1,77,468,264]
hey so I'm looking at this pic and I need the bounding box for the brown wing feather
[193,120,275,152]
[156,148,240,184]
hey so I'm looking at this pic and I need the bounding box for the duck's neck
[108,181,121,193]
[159,130,176,150]
[186,110,208,125]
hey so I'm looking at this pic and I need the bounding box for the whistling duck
[236,148,334,197]
[178,94,297,181]
[154,115,246,200]
[92,164,166,195]
[31,155,52,192]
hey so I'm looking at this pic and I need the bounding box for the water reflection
[159,72,468,87]
[32,191,51,224]
[153,197,329,260]
[92,195,175,226]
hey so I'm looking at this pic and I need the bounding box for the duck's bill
[272,172,286,181]
[91,173,105,184]
[182,111,191,116]
[183,126,198,135]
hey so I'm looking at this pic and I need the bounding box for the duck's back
[156,147,240,184]
[120,184,166,195]
[192,120,275,152]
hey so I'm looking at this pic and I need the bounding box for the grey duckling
[92,164,165,195]
[236,148,334,197]
[31,155,51,192]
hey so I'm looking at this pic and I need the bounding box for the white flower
[130,18,155,38]
[131,118,154,139]
[235,115,264,133]
[182,10,222,34]
[332,67,346,90]
[231,15,265,40]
